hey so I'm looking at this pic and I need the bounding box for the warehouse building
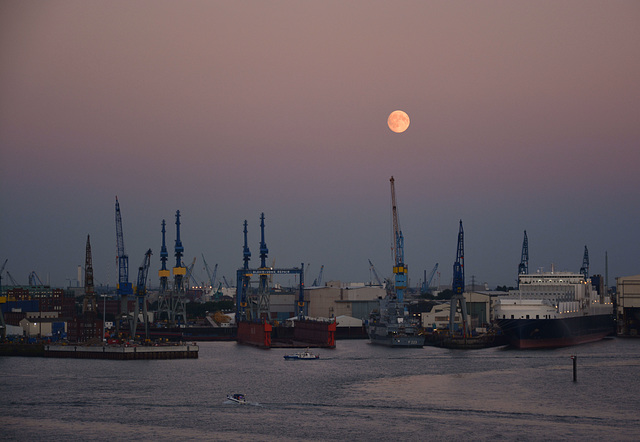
[616,274,640,336]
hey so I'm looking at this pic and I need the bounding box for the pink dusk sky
[1,1,639,289]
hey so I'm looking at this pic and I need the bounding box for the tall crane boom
[450,220,469,336]
[259,213,269,292]
[422,263,438,293]
[172,210,186,291]
[115,197,132,296]
[83,235,97,315]
[136,249,153,296]
[132,249,152,340]
[518,230,529,276]
[452,220,465,295]
[580,245,589,279]
[389,176,407,302]
[28,271,43,286]
[313,265,324,287]
[202,254,217,288]
[159,220,170,292]
[184,257,197,290]
[368,259,383,286]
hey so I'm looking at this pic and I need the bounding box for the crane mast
[82,235,97,315]
[159,220,169,292]
[115,197,133,297]
[173,210,186,289]
[450,220,470,336]
[580,245,589,279]
[239,220,251,319]
[259,212,269,293]
[115,197,132,329]
[202,254,217,289]
[132,249,152,340]
[171,210,187,324]
[313,265,324,287]
[390,176,407,302]
[368,259,383,286]
[452,220,465,295]
[518,230,529,276]
[422,263,438,294]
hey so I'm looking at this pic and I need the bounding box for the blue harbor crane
[239,220,251,318]
[421,263,438,294]
[236,216,306,320]
[518,230,529,276]
[170,210,188,324]
[259,213,269,293]
[28,271,44,286]
[243,220,251,270]
[156,220,172,323]
[449,220,470,336]
[313,265,324,287]
[389,176,407,302]
[132,249,152,340]
[580,246,589,279]
[115,197,133,322]
[159,220,169,293]
[170,211,188,324]
[202,254,217,289]
[82,235,97,316]
[173,210,186,291]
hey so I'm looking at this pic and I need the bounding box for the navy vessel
[367,177,425,348]
[367,297,425,347]
[495,271,614,349]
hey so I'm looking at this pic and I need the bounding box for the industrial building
[305,281,385,321]
[616,274,640,336]
[420,291,502,332]
[19,312,66,338]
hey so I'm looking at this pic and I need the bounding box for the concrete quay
[43,343,199,360]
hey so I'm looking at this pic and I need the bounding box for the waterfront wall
[42,344,199,360]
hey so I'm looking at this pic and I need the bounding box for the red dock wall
[293,319,336,348]
[237,321,272,348]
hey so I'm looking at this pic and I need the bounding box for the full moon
[387,110,410,133]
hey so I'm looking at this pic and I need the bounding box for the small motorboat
[283,348,320,360]
[226,393,247,404]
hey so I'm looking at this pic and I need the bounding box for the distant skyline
[1,1,639,290]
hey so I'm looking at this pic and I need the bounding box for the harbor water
[1,337,639,441]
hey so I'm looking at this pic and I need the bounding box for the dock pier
[37,344,198,360]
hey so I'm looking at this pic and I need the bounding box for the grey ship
[367,297,425,347]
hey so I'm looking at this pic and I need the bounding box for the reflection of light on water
[346,364,635,422]
[350,370,523,412]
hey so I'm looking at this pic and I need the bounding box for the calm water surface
[1,337,639,441]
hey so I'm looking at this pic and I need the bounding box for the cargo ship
[367,297,425,348]
[495,271,614,349]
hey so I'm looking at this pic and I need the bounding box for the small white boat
[227,393,247,404]
[283,348,319,360]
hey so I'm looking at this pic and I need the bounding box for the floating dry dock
[43,343,199,360]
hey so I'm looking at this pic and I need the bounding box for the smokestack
[77,265,82,287]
